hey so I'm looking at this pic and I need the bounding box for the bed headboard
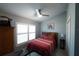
[42,32,58,38]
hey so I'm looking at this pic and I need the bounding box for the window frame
[16,23,29,46]
[28,24,36,40]
[16,22,36,46]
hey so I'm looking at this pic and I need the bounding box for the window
[29,25,36,40]
[16,23,36,45]
[16,23,28,44]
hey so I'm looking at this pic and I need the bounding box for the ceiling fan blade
[36,9,41,15]
[38,9,42,14]
[35,9,42,17]
[42,14,49,16]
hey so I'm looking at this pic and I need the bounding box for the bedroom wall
[0,11,41,51]
[41,13,66,35]
[66,3,75,56]
[41,12,67,47]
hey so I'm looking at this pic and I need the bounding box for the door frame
[66,16,71,55]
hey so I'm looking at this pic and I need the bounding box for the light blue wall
[41,13,66,36]
[66,3,75,56]
[41,13,66,47]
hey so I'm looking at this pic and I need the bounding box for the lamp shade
[61,34,64,38]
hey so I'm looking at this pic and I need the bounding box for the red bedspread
[27,32,58,56]
[27,38,55,55]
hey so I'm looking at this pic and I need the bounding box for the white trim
[66,16,71,55]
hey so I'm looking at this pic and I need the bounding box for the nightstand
[60,39,65,49]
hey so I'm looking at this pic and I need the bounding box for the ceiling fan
[35,9,49,17]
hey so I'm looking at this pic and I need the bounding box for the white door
[66,16,71,55]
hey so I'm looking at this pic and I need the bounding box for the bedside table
[60,39,65,49]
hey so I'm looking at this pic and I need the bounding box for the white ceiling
[0,3,68,21]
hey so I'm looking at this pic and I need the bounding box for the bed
[27,32,58,56]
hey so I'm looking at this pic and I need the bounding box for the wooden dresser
[0,27,14,55]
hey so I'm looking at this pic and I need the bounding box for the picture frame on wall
[48,22,55,30]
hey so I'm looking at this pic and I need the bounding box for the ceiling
[0,3,68,22]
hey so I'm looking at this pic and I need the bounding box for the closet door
[0,29,4,55]
[3,27,14,54]
[6,28,14,53]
